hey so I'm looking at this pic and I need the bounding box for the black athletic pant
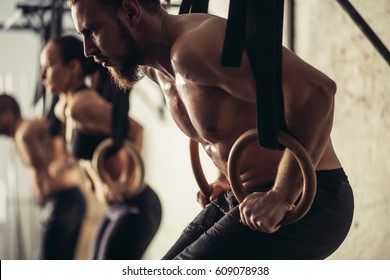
[163,168,354,260]
[90,185,162,260]
[38,187,87,260]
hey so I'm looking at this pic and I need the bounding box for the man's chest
[156,72,227,142]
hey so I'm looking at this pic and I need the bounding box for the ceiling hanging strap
[221,0,287,150]
[179,0,209,14]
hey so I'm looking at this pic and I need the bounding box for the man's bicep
[217,52,257,103]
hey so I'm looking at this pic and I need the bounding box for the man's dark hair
[0,93,21,119]
[67,0,162,13]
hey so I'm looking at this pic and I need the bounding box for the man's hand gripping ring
[228,128,317,225]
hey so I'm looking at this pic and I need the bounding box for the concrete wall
[294,0,390,259]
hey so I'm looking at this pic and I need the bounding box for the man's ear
[121,0,141,25]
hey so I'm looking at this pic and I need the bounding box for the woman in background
[40,35,162,259]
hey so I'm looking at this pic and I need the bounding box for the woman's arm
[69,90,113,135]
[14,119,49,169]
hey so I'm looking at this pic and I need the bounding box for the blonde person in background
[0,93,86,260]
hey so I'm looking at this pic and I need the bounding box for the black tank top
[68,130,108,160]
[66,85,121,160]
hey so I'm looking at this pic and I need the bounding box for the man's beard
[108,64,143,90]
[108,20,145,90]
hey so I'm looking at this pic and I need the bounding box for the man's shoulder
[172,15,225,53]
[170,16,227,80]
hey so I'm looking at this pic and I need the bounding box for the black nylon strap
[221,0,247,68]
[222,0,287,150]
[179,0,209,14]
[111,90,130,151]
[46,95,62,136]
[253,0,287,149]
[179,0,192,14]
[191,0,209,13]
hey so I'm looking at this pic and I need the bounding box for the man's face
[71,0,145,89]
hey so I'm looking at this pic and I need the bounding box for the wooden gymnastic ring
[92,138,145,198]
[189,139,213,198]
[227,128,317,225]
